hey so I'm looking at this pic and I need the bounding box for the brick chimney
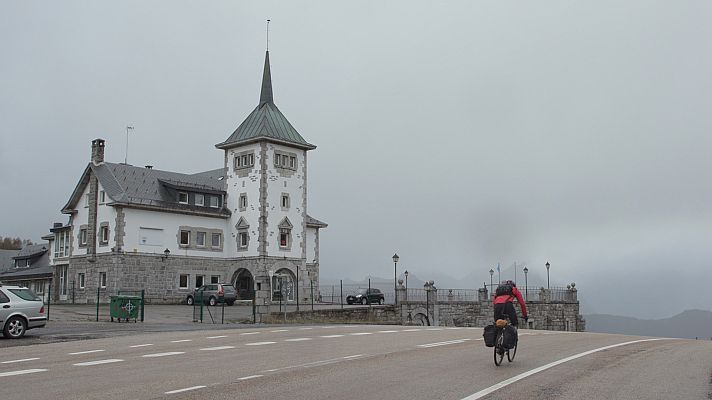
[91,139,105,164]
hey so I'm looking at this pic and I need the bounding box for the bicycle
[493,318,518,366]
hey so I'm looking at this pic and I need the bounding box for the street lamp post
[489,269,494,293]
[404,270,409,292]
[545,262,550,290]
[392,253,399,304]
[523,266,529,301]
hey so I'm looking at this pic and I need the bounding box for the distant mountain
[585,309,712,339]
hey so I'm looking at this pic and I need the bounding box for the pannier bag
[503,325,517,349]
[483,324,496,347]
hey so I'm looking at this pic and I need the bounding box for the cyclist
[493,280,528,327]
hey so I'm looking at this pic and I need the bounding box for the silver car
[0,284,47,339]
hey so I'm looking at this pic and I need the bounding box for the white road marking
[200,346,236,351]
[270,329,288,333]
[142,352,185,358]
[238,375,263,381]
[240,332,260,335]
[461,338,664,400]
[418,339,473,348]
[320,334,344,338]
[73,359,124,367]
[206,335,228,339]
[426,328,444,331]
[68,349,105,355]
[259,354,368,373]
[402,328,422,332]
[170,339,192,343]
[321,326,337,329]
[377,330,399,333]
[299,327,313,330]
[165,386,206,394]
[0,369,47,377]
[350,332,373,336]
[1,358,40,364]
[245,341,276,346]
[284,338,312,342]
[129,344,154,348]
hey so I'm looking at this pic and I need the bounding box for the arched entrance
[231,268,255,300]
[272,268,296,302]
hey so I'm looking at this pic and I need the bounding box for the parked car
[186,283,237,306]
[0,284,46,339]
[346,288,385,305]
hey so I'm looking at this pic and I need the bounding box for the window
[85,194,90,207]
[195,275,204,288]
[54,230,70,258]
[275,151,298,171]
[280,230,289,248]
[209,196,219,208]
[235,153,255,169]
[100,225,109,244]
[178,192,188,204]
[211,233,221,248]
[99,190,106,204]
[239,232,248,248]
[281,194,290,209]
[196,231,206,247]
[99,272,107,288]
[179,274,189,289]
[0,292,9,303]
[34,281,44,294]
[211,275,220,284]
[180,230,190,246]
[80,228,87,246]
[78,273,85,289]
[195,194,205,206]
[278,217,292,249]
[239,194,247,211]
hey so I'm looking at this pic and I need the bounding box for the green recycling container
[110,295,141,322]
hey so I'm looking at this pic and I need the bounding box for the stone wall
[265,306,400,325]
[57,252,314,305]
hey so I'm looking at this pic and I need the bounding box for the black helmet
[505,280,516,287]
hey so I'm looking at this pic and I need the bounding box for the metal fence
[485,284,572,302]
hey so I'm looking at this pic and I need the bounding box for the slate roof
[0,264,53,280]
[216,51,316,151]
[306,215,328,228]
[12,244,48,259]
[62,163,230,218]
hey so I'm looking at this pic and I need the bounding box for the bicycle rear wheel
[507,341,517,362]
[493,331,505,366]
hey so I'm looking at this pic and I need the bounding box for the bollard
[340,280,343,309]
[140,289,145,322]
[96,287,100,322]
[46,282,52,321]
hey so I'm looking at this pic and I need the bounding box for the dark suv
[186,283,237,306]
[347,288,385,305]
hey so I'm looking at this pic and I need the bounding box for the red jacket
[493,286,528,317]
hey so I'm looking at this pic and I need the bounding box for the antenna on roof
[266,19,270,51]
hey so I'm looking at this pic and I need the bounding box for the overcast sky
[2,1,711,319]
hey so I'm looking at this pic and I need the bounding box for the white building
[47,51,327,305]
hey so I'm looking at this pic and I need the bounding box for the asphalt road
[0,326,710,399]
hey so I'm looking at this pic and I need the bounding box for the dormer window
[235,152,255,170]
[195,194,205,206]
[178,192,189,204]
[209,195,219,208]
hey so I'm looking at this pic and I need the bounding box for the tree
[0,237,30,250]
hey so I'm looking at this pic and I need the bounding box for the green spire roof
[216,51,315,150]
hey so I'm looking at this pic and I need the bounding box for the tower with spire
[216,50,326,304]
